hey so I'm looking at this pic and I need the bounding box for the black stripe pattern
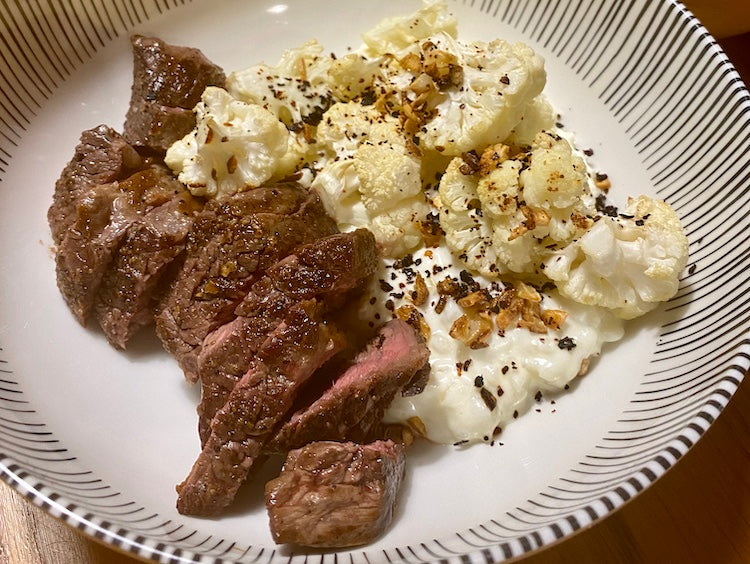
[0,1,748,563]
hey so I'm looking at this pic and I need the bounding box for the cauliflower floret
[543,196,689,319]
[165,87,288,198]
[506,95,556,147]
[226,40,333,127]
[438,136,594,277]
[438,157,503,277]
[354,135,422,214]
[327,54,388,101]
[361,0,458,58]
[389,33,546,155]
[312,102,427,257]
[521,131,590,210]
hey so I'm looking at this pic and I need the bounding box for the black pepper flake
[534,390,543,402]
[459,150,481,175]
[501,365,509,375]
[635,219,645,226]
[564,384,570,390]
[453,439,469,446]
[360,89,376,106]
[688,263,697,275]
[558,336,576,350]
[463,359,472,371]
[474,375,484,388]
[480,387,497,411]
[583,148,594,156]
[393,254,414,269]
[379,279,393,292]
[493,425,502,437]
[499,74,510,85]
[595,172,609,182]
[369,297,377,305]
[497,386,504,396]
[385,299,395,312]
[513,410,518,419]
[595,194,618,217]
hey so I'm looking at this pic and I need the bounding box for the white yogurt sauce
[357,244,624,445]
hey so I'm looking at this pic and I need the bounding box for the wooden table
[2,11,749,564]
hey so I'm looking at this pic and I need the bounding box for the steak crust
[196,229,378,444]
[154,184,337,381]
[175,300,344,516]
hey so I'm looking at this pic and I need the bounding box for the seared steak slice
[176,300,344,516]
[124,35,226,152]
[268,319,429,451]
[94,189,203,349]
[48,125,142,244]
[155,184,337,381]
[196,229,378,444]
[265,440,405,547]
[55,165,181,324]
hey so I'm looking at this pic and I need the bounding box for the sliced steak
[155,184,337,382]
[265,440,405,547]
[55,165,183,325]
[124,35,226,152]
[94,188,203,349]
[48,125,142,245]
[196,229,378,444]
[176,300,344,516]
[268,319,429,451]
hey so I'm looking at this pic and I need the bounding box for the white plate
[0,1,748,562]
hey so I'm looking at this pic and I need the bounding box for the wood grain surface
[1,7,748,564]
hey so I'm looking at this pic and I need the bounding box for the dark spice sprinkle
[390,292,405,299]
[393,253,414,269]
[688,263,697,275]
[558,336,576,350]
[564,384,570,390]
[595,172,608,182]
[635,219,645,226]
[385,299,395,311]
[463,359,472,371]
[453,439,469,446]
[480,387,497,411]
[513,410,519,419]
[534,390,543,402]
[360,89,376,106]
[501,365,509,374]
[493,425,502,436]
[595,194,618,217]
[474,375,484,387]
[499,74,510,85]
[379,279,393,292]
[497,386,504,396]
[369,297,377,305]
[583,148,594,156]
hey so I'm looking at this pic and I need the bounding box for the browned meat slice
[268,319,429,451]
[176,300,344,516]
[94,189,203,349]
[55,165,182,325]
[48,125,142,244]
[265,440,405,547]
[196,229,378,444]
[154,184,337,382]
[124,35,225,152]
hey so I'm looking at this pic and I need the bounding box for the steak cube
[124,35,226,152]
[265,440,405,547]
